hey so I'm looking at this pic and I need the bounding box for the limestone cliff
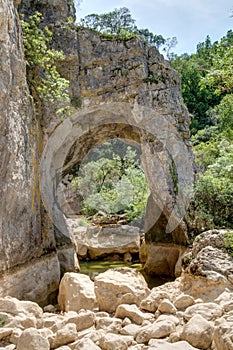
[0,0,59,304]
[0,0,195,303]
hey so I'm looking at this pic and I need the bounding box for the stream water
[80,260,174,289]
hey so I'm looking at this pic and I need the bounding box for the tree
[201,30,233,94]
[191,140,233,231]
[79,7,136,35]
[71,141,149,221]
[171,35,223,134]
[21,12,70,118]
[79,7,175,56]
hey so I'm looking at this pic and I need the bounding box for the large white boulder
[17,328,50,350]
[181,314,213,349]
[213,317,233,350]
[135,319,176,343]
[115,304,153,325]
[58,272,98,312]
[94,267,150,313]
[148,339,199,349]
[0,296,43,318]
[72,224,140,259]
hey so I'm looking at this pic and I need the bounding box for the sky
[76,0,233,55]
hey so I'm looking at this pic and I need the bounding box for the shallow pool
[80,260,174,289]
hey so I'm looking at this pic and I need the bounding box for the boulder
[157,299,177,314]
[135,319,176,343]
[10,328,22,345]
[0,297,43,318]
[143,243,187,277]
[120,323,141,337]
[58,272,97,312]
[17,328,50,350]
[98,333,134,350]
[72,224,140,260]
[65,309,95,332]
[213,317,233,350]
[0,328,13,340]
[148,339,199,349]
[115,304,153,325]
[94,267,149,313]
[95,316,122,333]
[181,230,233,301]
[140,290,170,312]
[183,302,223,321]
[181,314,213,349]
[51,323,77,349]
[71,338,101,350]
[174,294,195,310]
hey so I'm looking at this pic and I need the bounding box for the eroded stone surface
[94,267,149,313]
[58,272,97,312]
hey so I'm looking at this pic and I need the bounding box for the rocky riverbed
[0,230,232,350]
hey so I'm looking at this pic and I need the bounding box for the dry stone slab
[64,310,95,332]
[98,333,134,350]
[120,323,142,337]
[213,318,233,350]
[0,346,15,350]
[156,314,180,326]
[42,313,66,332]
[95,316,122,333]
[115,304,153,325]
[135,319,176,343]
[181,314,214,349]
[183,302,223,321]
[17,327,50,350]
[0,297,43,319]
[140,290,170,312]
[94,267,149,313]
[174,294,195,310]
[157,299,177,314]
[58,272,97,312]
[148,339,199,349]
[51,323,77,349]
[71,338,102,350]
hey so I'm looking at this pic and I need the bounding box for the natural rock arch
[0,0,194,303]
[41,101,194,277]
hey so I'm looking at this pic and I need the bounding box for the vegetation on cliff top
[79,7,177,58]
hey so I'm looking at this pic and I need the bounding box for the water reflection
[80,261,174,289]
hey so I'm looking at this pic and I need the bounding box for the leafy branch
[21,12,70,118]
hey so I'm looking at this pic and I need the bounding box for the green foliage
[225,231,233,256]
[0,317,5,328]
[171,38,221,134]
[79,7,176,57]
[21,12,70,117]
[201,30,233,94]
[190,140,233,232]
[79,7,137,36]
[71,141,149,222]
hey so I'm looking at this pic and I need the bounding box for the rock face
[0,0,194,304]
[40,21,194,278]
[181,229,233,301]
[68,220,141,260]
[0,0,61,303]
